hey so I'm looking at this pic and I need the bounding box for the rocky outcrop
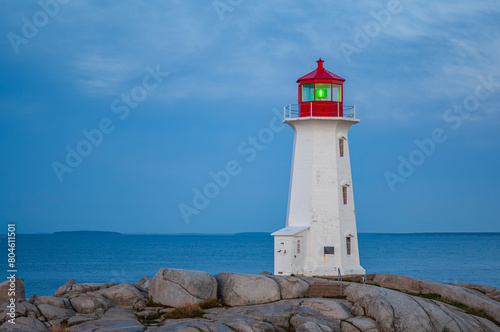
[269,275,310,299]
[216,272,281,306]
[0,278,149,331]
[149,268,217,307]
[0,278,25,304]
[370,274,500,324]
[54,279,76,296]
[345,282,499,332]
[450,282,500,301]
[34,296,72,309]
[70,308,144,332]
[151,319,237,331]
[0,271,498,331]
[341,316,380,332]
[300,298,353,320]
[0,316,49,331]
[68,293,113,314]
[204,298,374,331]
[55,281,148,315]
[55,281,117,297]
[37,303,75,320]
[136,276,151,292]
[98,283,147,306]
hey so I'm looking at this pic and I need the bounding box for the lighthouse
[272,59,365,277]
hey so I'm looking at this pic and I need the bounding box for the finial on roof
[317,58,324,70]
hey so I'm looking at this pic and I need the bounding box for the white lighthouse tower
[272,59,365,277]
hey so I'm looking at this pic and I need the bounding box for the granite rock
[0,278,25,304]
[149,268,217,308]
[0,317,48,332]
[372,274,500,323]
[268,275,310,299]
[216,272,281,306]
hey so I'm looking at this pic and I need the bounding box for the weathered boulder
[136,276,150,291]
[37,303,75,320]
[268,275,309,299]
[223,319,281,332]
[0,317,48,331]
[300,298,352,320]
[69,293,113,314]
[290,308,340,331]
[67,314,97,325]
[349,302,365,316]
[54,279,76,296]
[97,283,147,306]
[345,283,498,332]
[372,274,500,323]
[149,268,217,307]
[0,278,25,304]
[34,295,72,309]
[205,299,345,330]
[53,282,146,316]
[0,300,41,320]
[216,272,280,306]
[233,299,299,326]
[296,321,332,332]
[70,308,143,332]
[341,316,380,332]
[450,282,500,301]
[157,319,236,331]
[55,280,116,298]
[204,299,302,329]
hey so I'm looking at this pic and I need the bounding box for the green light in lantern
[315,88,327,99]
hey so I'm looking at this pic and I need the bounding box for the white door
[276,239,293,274]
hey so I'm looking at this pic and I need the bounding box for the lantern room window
[302,83,336,101]
[302,84,314,102]
[332,84,342,102]
[315,83,332,101]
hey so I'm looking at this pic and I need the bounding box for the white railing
[283,103,356,120]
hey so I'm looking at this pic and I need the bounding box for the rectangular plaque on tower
[324,246,335,255]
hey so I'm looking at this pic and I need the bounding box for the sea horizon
[12,231,500,235]
[4,232,499,297]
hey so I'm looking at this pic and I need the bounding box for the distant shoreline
[52,230,122,236]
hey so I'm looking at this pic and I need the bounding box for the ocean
[5,232,500,297]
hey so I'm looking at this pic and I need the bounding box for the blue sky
[1,0,499,234]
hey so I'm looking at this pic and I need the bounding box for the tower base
[302,265,366,277]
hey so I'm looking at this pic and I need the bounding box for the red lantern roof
[296,58,345,83]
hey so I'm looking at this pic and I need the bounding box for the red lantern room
[297,58,345,117]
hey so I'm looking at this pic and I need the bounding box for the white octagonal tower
[272,59,365,277]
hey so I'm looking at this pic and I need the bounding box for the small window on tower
[297,240,301,254]
[339,139,345,157]
[342,185,348,205]
[346,237,352,255]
